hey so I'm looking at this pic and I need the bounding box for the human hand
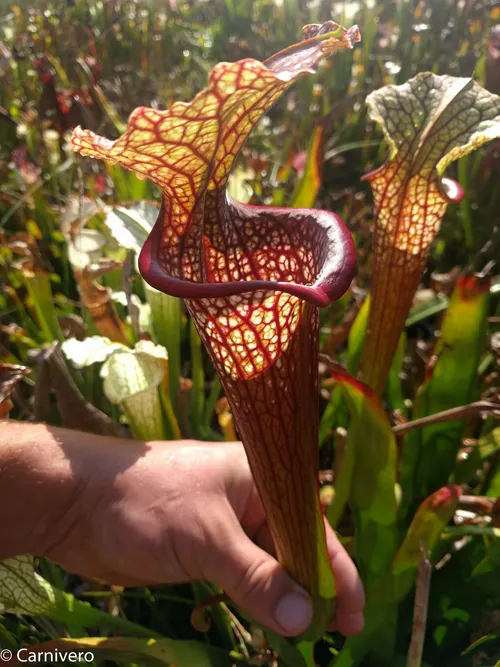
[0,424,364,638]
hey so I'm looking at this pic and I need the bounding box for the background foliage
[1,0,500,666]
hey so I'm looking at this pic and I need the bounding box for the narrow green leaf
[462,631,500,656]
[291,124,324,208]
[189,318,205,438]
[318,298,370,447]
[325,362,397,589]
[347,295,370,376]
[405,294,449,328]
[144,284,183,425]
[265,630,308,667]
[24,273,63,342]
[387,333,406,414]
[400,275,490,519]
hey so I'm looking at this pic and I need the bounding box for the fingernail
[274,590,313,635]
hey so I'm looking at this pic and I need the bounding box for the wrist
[0,422,81,558]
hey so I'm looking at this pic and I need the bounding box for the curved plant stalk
[360,73,500,395]
[71,22,360,639]
[400,274,491,519]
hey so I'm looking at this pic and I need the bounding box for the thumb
[201,521,314,636]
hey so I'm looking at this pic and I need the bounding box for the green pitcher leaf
[101,340,168,440]
[0,555,58,617]
[0,556,154,638]
[62,335,127,368]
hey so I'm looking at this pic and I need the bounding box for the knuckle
[231,555,274,603]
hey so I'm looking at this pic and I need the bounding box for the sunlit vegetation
[1,1,500,666]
